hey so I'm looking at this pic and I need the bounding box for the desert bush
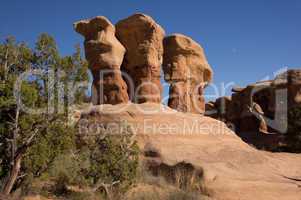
[137,170,167,188]
[76,122,139,189]
[148,162,205,192]
[129,162,209,200]
[22,117,76,178]
[49,151,89,187]
[0,34,88,195]
[45,121,139,199]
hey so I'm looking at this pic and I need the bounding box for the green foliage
[83,135,139,187]
[0,34,88,193]
[49,122,140,193]
[33,33,60,70]
[60,44,89,107]
[49,149,90,187]
[22,116,76,177]
[286,106,301,152]
[0,36,33,81]
[0,33,138,197]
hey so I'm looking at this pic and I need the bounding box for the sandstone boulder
[163,34,213,114]
[205,70,301,150]
[74,16,129,105]
[208,83,270,133]
[116,13,165,103]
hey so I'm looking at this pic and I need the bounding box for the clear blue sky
[1,0,300,100]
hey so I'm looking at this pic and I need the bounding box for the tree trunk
[11,106,19,167]
[2,154,22,195]
[0,193,10,200]
[2,102,21,195]
[2,129,38,195]
[3,49,8,81]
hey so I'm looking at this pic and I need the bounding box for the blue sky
[1,0,300,100]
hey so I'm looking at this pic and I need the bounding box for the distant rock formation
[74,16,129,105]
[206,69,301,134]
[163,34,213,114]
[116,14,165,103]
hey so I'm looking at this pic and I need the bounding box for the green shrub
[0,34,88,195]
[49,150,90,187]
[47,121,139,198]
[22,116,76,178]
[77,122,139,189]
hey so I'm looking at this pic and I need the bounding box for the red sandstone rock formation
[206,82,273,134]
[163,34,213,114]
[205,69,301,149]
[222,70,299,132]
[74,16,129,105]
[116,13,165,103]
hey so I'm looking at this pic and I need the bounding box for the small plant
[148,162,205,192]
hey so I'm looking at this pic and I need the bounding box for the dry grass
[123,161,211,200]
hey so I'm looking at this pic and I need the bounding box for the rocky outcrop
[74,103,301,200]
[207,69,301,134]
[74,14,214,109]
[163,34,213,114]
[205,69,301,150]
[230,83,270,133]
[74,16,129,105]
[116,14,165,103]
[206,82,274,134]
[206,96,232,121]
